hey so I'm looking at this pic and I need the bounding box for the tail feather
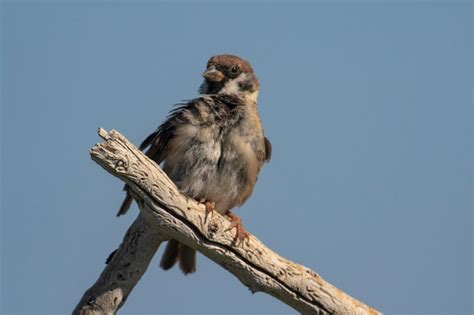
[117,194,133,217]
[160,240,196,274]
[160,240,180,270]
[179,245,196,275]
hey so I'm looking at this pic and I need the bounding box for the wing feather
[264,136,272,162]
[117,102,192,216]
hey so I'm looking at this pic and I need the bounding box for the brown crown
[207,54,254,74]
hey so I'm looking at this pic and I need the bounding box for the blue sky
[1,1,472,314]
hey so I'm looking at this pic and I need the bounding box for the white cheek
[219,73,247,95]
[219,78,242,95]
[219,73,259,103]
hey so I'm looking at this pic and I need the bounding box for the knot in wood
[115,159,127,172]
[207,219,220,239]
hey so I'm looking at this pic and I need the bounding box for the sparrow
[117,54,271,274]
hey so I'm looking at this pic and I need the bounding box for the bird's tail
[118,186,196,274]
[117,184,133,216]
[160,239,196,275]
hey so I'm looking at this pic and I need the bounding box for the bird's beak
[202,66,225,82]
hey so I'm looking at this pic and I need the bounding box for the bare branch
[73,128,382,315]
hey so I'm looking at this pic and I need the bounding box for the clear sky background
[1,1,472,314]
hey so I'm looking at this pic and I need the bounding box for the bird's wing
[116,102,192,216]
[264,136,272,162]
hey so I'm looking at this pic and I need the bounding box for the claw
[225,212,249,246]
[198,199,215,222]
[204,201,215,215]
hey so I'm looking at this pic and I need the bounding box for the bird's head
[199,54,259,103]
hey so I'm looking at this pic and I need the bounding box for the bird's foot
[199,199,215,221]
[225,212,249,246]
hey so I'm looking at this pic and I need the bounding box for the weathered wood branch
[73,128,382,315]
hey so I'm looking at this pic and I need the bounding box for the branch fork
[73,128,381,315]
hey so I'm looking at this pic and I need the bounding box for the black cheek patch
[238,80,255,92]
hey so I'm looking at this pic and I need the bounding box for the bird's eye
[230,65,239,74]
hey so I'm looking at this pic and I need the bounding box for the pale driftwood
[72,216,164,315]
[73,128,382,315]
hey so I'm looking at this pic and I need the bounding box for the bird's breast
[163,111,264,213]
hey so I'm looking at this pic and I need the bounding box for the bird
[117,54,271,275]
